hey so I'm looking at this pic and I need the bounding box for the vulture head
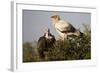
[51,15,61,25]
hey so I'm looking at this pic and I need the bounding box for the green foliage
[23,42,40,62]
[23,25,91,62]
[44,34,91,61]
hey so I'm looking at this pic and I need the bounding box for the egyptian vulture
[51,15,83,40]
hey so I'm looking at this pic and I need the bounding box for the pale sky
[23,10,91,43]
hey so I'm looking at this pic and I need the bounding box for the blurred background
[23,10,91,43]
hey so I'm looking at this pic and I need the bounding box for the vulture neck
[54,20,60,26]
[45,30,52,39]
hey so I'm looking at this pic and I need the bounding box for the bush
[23,25,91,62]
[44,33,91,61]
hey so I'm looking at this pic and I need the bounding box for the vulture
[37,28,56,59]
[51,15,83,40]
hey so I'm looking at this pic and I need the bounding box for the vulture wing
[55,20,76,33]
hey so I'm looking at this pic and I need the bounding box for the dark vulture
[37,28,56,59]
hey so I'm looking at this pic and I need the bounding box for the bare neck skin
[44,29,51,39]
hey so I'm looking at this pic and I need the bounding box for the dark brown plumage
[37,29,56,59]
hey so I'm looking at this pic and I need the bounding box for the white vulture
[51,15,83,40]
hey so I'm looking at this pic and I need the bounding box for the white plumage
[51,15,81,40]
[54,20,70,39]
